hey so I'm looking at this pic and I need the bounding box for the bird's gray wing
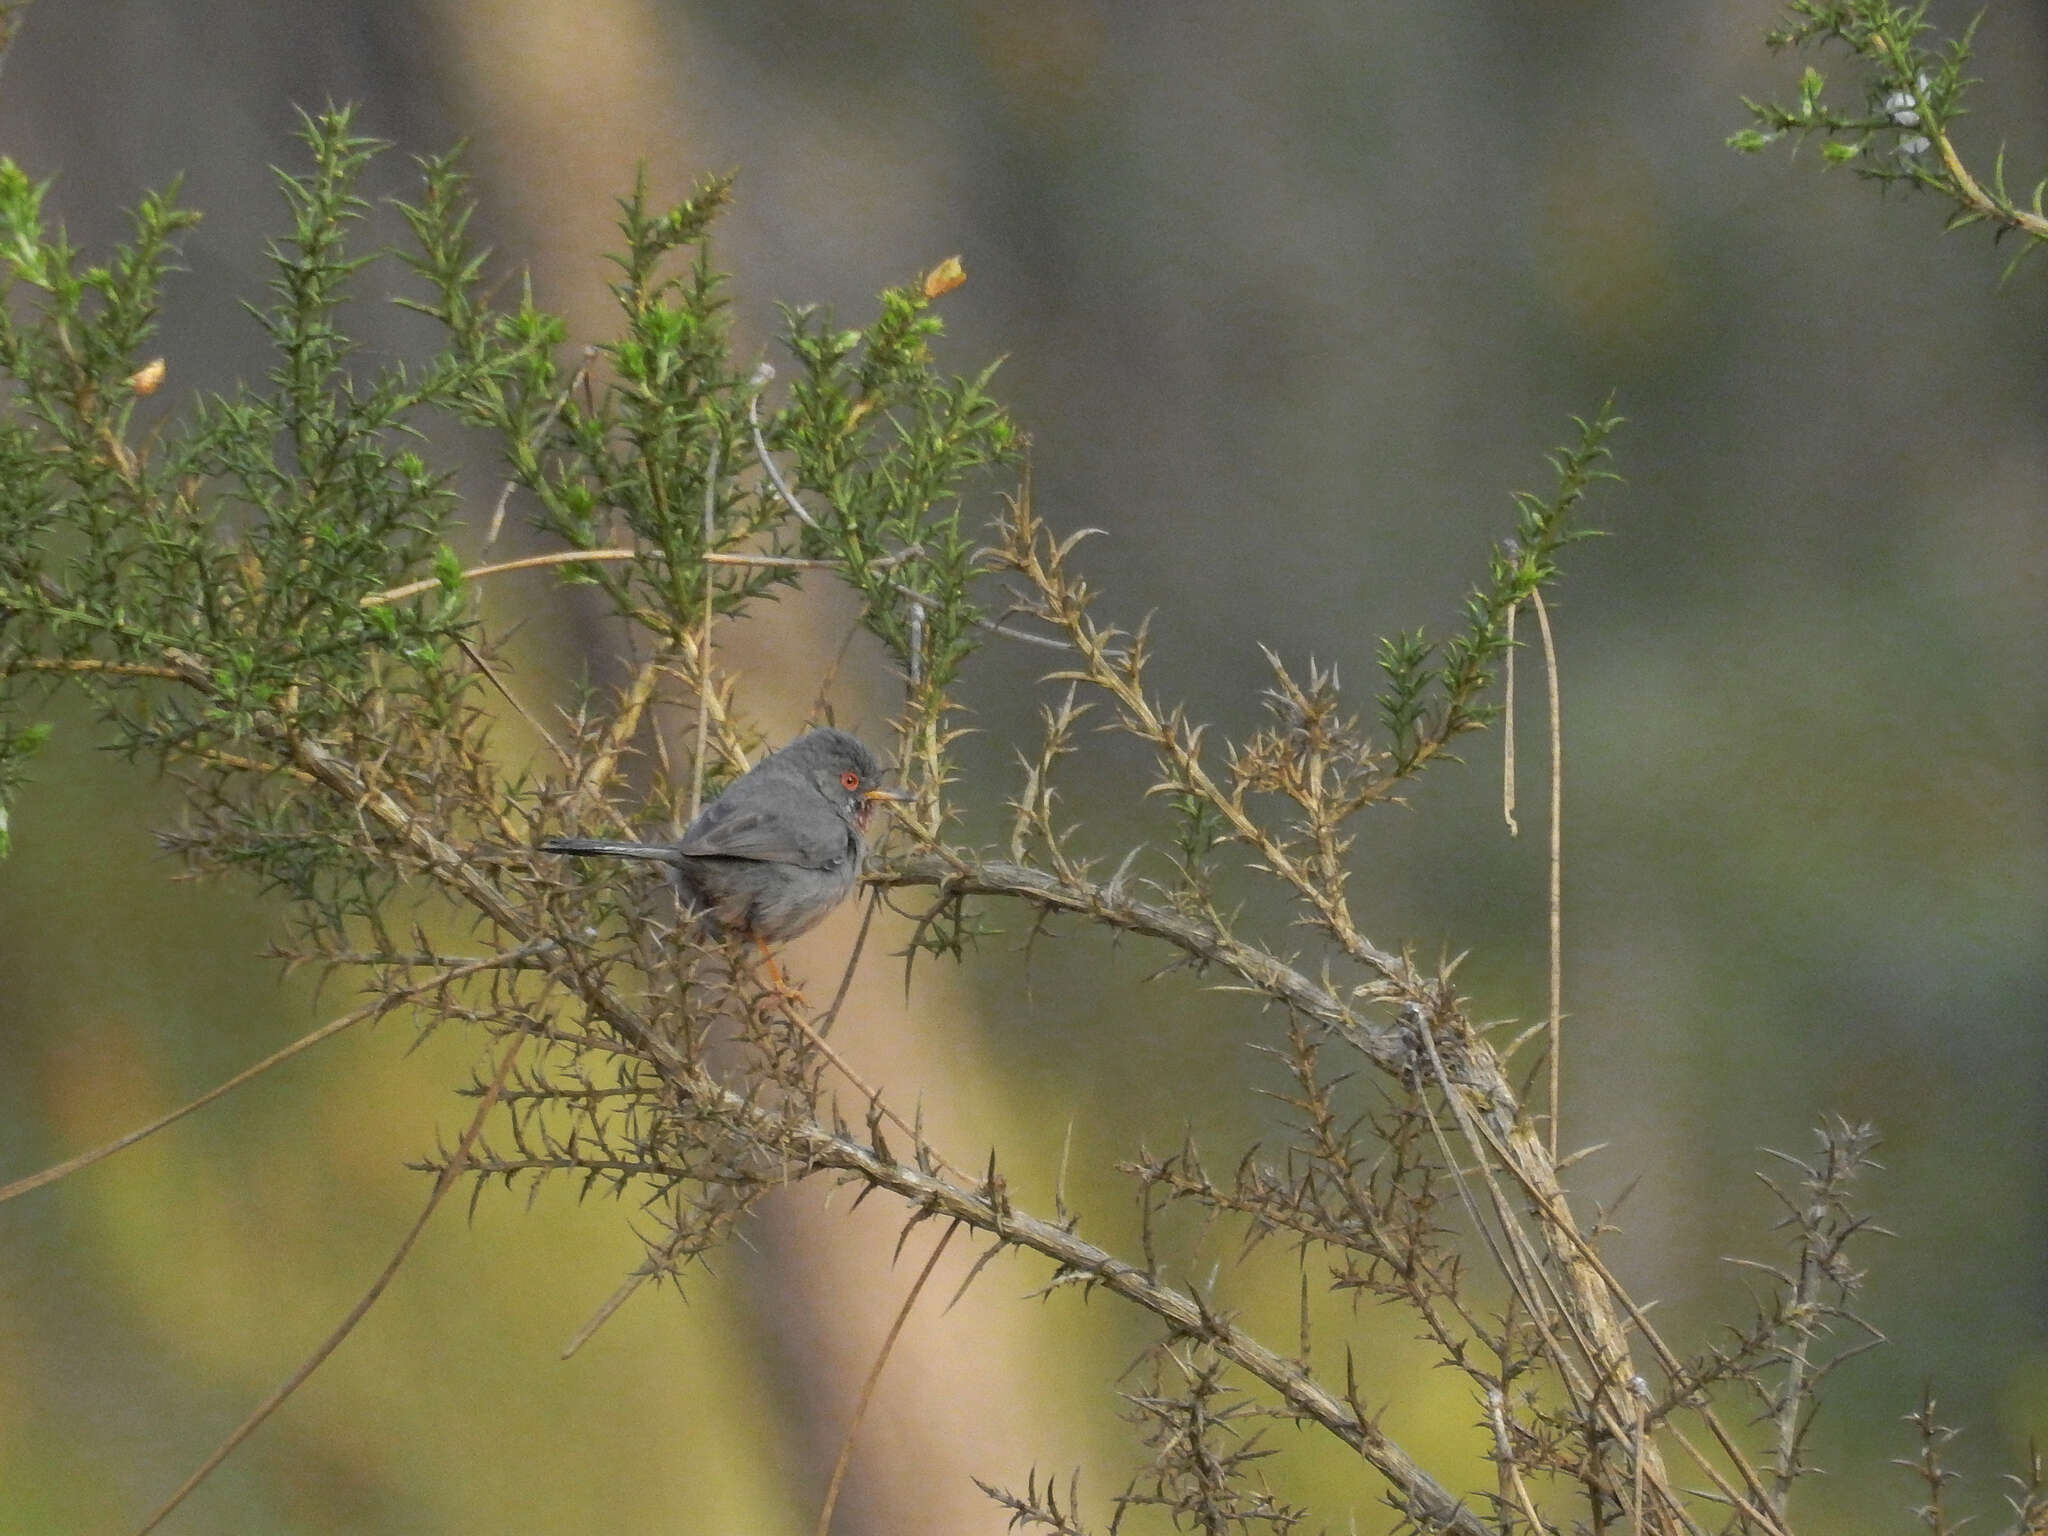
[677,793,845,868]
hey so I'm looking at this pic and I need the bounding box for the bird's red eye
[841,770,861,791]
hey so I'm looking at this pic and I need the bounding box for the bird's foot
[750,937,808,1010]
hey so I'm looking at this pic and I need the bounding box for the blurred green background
[2,2,2044,1532]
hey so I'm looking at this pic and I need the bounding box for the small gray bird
[540,728,909,981]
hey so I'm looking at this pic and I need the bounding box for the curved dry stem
[134,1032,527,1535]
[817,1222,961,1536]
[0,943,547,1206]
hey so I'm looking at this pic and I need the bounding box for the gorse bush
[1731,0,2048,270]
[3,0,2043,1528]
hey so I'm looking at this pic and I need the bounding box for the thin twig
[746,371,1069,653]
[747,375,822,531]
[0,945,547,1205]
[707,549,922,573]
[816,1222,961,1536]
[808,610,867,727]
[559,1227,692,1361]
[1631,1380,1648,1536]
[770,984,958,1182]
[567,657,665,820]
[486,344,597,545]
[457,634,571,778]
[873,854,1404,1065]
[1487,1385,1550,1535]
[3,656,190,681]
[358,542,1064,654]
[1767,1235,1824,1517]
[364,546,943,610]
[654,655,751,782]
[692,445,720,822]
[1503,600,1519,838]
[816,888,880,1040]
[359,546,640,607]
[179,747,317,783]
[959,611,1070,651]
[133,1031,528,1534]
[1532,587,1562,1162]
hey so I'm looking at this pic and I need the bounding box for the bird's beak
[865,786,914,805]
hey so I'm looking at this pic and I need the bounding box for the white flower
[1899,134,1931,157]
[1884,89,1920,128]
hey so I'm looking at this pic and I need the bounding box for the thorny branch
[154,653,1493,1533]
[0,111,1949,1536]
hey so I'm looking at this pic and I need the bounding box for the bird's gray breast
[744,826,861,942]
[675,821,862,944]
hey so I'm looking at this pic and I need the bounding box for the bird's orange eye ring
[840,770,861,791]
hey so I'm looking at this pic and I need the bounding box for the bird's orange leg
[751,933,803,1004]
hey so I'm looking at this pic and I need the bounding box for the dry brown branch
[359,545,640,606]
[568,655,665,818]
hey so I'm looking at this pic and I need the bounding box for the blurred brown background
[1,2,2045,1532]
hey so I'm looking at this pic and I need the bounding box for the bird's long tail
[537,837,680,863]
